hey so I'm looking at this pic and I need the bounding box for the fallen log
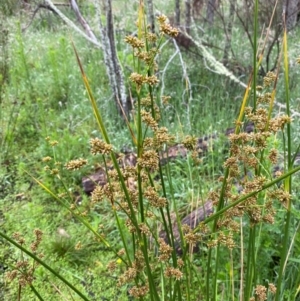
[159,200,214,254]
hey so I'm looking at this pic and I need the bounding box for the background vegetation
[1,0,300,300]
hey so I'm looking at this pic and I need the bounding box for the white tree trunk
[284,0,299,31]
[69,0,98,42]
[175,0,181,26]
[45,0,128,116]
[223,0,236,62]
[206,0,217,24]
[146,0,155,33]
[96,0,128,115]
[45,0,101,47]
[185,0,192,34]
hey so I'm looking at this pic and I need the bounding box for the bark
[45,0,127,115]
[96,0,128,116]
[284,0,299,31]
[146,0,155,33]
[45,0,101,47]
[69,0,98,42]
[175,0,181,26]
[192,0,204,17]
[223,0,236,62]
[23,3,58,32]
[206,0,217,24]
[185,0,192,34]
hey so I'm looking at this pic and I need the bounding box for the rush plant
[1,1,300,301]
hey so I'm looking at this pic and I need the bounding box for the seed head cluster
[65,158,88,170]
[37,12,293,300]
[157,15,179,37]
[214,71,293,244]
[158,238,173,261]
[164,266,183,280]
[144,186,167,208]
[128,284,149,298]
[124,35,145,48]
[182,135,197,151]
[129,73,159,87]
[254,284,267,301]
[137,150,159,170]
[6,230,44,287]
[90,138,112,155]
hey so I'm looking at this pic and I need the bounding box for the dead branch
[45,0,101,48]
[146,0,155,33]
[172,38,193,130]
[95,0,128,115]
[69,0,97,42]
[223,0,236,62]
[185,0,192,34]
[175,0,181,26]
[22,3,58,32]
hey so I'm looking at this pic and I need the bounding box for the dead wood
[159,200,214,254]
[22,3,59,32]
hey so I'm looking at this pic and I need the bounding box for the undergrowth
[1,1,300,301]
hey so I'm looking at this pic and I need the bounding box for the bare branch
[175,0,181,26]
[206,0,218,24]
[186,27,248,87]
[45,0,101,47]
[146,0,155,33]
[69,0,98,43]
[185,0,192,34]
[95,0,127,115]
[22,3,58,32]
[223,0,236,62]
[173,38,193,130]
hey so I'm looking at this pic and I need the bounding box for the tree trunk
[45,0,101,47]
[175,0,181,26]
[223,0,236,62]
[206,0,217,24]
[96,0,128,116]
[185,0,192,34]
[192,0,204,18]
[146,0,155,33]
[45,0,128,116]
[69,0,97,42]
[284,0,299,31]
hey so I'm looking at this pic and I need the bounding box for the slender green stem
[244,226,256,300]
[114,210,132,265]
[212,245,220,301]
[158,163,177,259]
[30,285,44,301]
[0,231,90,301]
[275,25,292,301]
[206,167,230,301]
[197,164,300,229]
[252,0,258,111]
[141,234,159,301]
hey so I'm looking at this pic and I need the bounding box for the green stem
[30,285,44,301]
[197,164,300,229]
[275,24,292,301]
[206,166,229,301]
[0,231,90,301]
[252,0,258,111]
[244,226,256,301]
[114,210,132,265]
[212,245,220,301]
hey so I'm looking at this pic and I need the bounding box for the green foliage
[0,0,19,16]
[1,1,300,300]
